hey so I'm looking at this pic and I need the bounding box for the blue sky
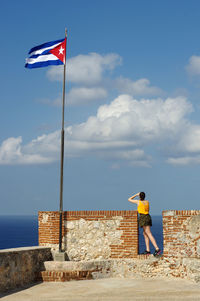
[1,0,200,215]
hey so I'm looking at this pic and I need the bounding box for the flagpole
[59,28,67,253]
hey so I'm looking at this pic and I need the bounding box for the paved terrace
[1,278,200,301]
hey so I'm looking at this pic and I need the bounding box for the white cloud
[106,149,152,167]
[186,55,200,75]
[62,95,192,168]
[38,87,108,107]
[166,124,200,165]
[47,52,122,84]
[1,95,197,166]
[114,77,162,96]
[0,137,52,165]
[172,125,200,153]
[24,131,60,157]
[45,52,162,107]
[67,87,107,105]
[167,156,200,165]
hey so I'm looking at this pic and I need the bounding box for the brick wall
[38,210,138,260]
[38,210,200,282]
[163,210,200,258]
[162,210,200,280]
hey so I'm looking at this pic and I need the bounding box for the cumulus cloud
[186,55,200,76]
[0,137,52,165]
[38,87,108,107]
[67,87,107,105]
[63,95,192,163]
[44,52,162,106]
[172,125,200,153]
[167,156,200,165]
[166,124,200,165]
[47,52,122,84]
[1,95,198,166]
[114,77,162,96]
[105,149,152,167]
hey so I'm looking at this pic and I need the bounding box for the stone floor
[1,278,200,301]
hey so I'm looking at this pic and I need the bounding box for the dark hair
[139,192,145,200]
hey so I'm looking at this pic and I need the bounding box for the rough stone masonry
[38,210,138,260]
[2,209,200,293]
[38,209,200,282]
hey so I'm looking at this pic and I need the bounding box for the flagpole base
[54,251,68,262]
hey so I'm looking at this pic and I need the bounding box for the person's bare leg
[144,226,159,250]
[143,229,150,252]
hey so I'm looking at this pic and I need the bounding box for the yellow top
[137,200,149,214]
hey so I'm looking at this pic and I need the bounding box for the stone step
[38,270,94,282]
[38,256,162,282]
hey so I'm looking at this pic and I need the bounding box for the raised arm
[128,192,140,204]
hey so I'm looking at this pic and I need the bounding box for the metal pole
[59,28,67,253]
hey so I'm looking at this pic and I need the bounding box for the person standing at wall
[128,192,161,256]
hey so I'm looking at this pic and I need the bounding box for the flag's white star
[59,46,64,55]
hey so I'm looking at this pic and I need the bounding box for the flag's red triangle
[49,38,66,64]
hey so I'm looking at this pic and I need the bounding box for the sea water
[0,215,38,249]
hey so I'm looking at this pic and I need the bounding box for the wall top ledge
[0,246,51,254]
[39,210,138,217]
[163,210,176,216]
[163,210,200,216]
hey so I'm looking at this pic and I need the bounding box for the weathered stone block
[188,214,200,238]
[54,251,68,262]
[163,211,175,217]
[0,247,52,292]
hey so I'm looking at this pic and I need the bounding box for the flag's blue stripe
[28,38,65,54]
[25,59,64,69]
[28,49,52,59]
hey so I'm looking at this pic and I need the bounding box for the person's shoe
[142,250,151,255]
[153,249,161,257]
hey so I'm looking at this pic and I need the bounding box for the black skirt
[138,213,152,228]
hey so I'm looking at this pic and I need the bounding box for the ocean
[0,215,163,254]
[0,215,38,249]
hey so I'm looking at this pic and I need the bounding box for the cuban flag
[25,38,66,69]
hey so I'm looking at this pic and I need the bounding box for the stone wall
[40,257,164,282]
[162,210,200,282]
[38,211,138,260]
[1,210,200,292]
[0,246,52,292]
[163,210,200,258]
[38,210,200,283]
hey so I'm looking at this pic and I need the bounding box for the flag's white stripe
[26,53,58,64]
[29,42,62,57]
